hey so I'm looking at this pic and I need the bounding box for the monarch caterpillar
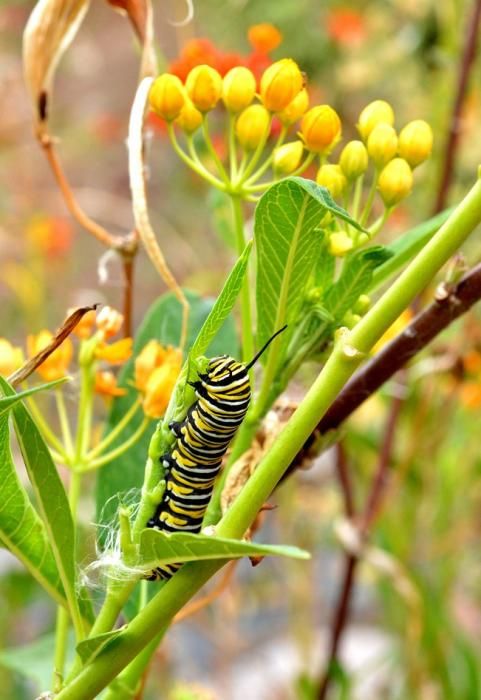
[146,326,287,580]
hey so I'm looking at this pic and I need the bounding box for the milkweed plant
[1,3,481,700]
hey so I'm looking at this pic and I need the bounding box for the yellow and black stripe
[145,327,286,581]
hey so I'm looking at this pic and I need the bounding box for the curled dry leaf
[23,0,90,128]
[8,304,99,386]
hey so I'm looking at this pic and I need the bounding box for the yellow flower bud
[339,140,368,179]
[300,105,341,154]
[398,119,433,167]
[185,64,222,112]
[260,58,304,112]
[329,231,354,257]
[149,74,185,122]
[357,100,394,141]
[27,331,72,382]
[353,294,371,314]
[367,123,398,168]
[0,339,23,377]
[235,104,270,150]
[175,99,203,134]
[278,88,309,125]
[273,141,304,174]
[222,67,256,113]
[316,164,347,199]
[378,158,413,207]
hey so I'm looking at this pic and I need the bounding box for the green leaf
[0,632,75,694]
[190,241,252,359]
[76,627,126,665]
[0,377,82,632]
[95,290,238,534]
[0,377,69,416]
[0,411,66,607]
[255,177,361,366]
[323,245,393,322]
[313,233,335,291]
[369,207,452,293]
[138,529,310,569]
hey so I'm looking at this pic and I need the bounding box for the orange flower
[135,341,182,418]
[0,339,23,377]
[95,338,133,364]
[459,382,481,410]
[326,9,366,46]
[248,23,282,54]
[27,331,73,381]
[68,308,96,340]
[26,215,73,258]
[96,306,124,339]
[94,371,127,397]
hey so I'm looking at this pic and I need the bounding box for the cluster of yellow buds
[148,57,344,195]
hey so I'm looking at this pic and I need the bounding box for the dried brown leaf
[8,304,99,386]
[23,0,90,126]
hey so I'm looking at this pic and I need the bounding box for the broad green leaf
[76,627,126,665]
[369,208,452,293]
[323,246,393,322]
[255,178,361,367]
[0,377,69,416]
[0,377,82,631]
[95,290,238,534]
[190,241,252,359]
[138,529,310,568]
[0,632,74,694]
[0,412,65,607]
[313,232,335,291]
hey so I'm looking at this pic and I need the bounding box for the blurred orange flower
[27,331,73,381]
[247,23,282,54]
[94,370,127,397]
[326,8,366,46]
[0,339,23,377]
[95,338,133,364]
[26,215,73,258]
[135,341,182,418]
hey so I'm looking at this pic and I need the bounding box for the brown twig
[288,261,481,475]
[434,0,481,212]
[7,304,98,386]
[334,443,355,519]
[317,393,405,699]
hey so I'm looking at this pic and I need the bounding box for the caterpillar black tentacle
[145,325,287,581]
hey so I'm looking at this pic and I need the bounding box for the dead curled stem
[128,78,190,350]
[317,393,405,699]
[38,130,139,337]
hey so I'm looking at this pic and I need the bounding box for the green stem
[244,152,316,194]
[228,112,238,181]
[74,361,94,464]
[86,398,142,460]
[53,607,70,692]
[202,116,230,185]
[56,389,74,457]
[85,417,150,470]
[230,194,255,370]
[351,174,364,222]
[167,124,226,191]
[55,173,481,700]
[243,126,287,187]
[360,170,379,227]
[26,396,67,457]
[235,115,273,186]
[103,633,164,700]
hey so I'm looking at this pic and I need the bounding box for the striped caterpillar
[146,327,287,580]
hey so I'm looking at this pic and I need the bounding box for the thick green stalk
[230,194,255,368]
[55,173,481,700]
